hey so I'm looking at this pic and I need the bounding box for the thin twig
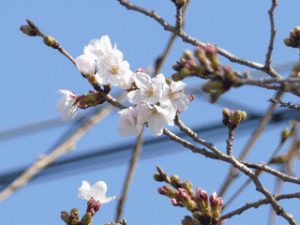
[174,114,224,156]
[265,0,278,69]
[117,0,282,78]
[269,98,300,110]
[115,126,145,222]
[0,93,127,203]
[221,192,300,220]
[223,142,285,210]
[163,126,297,224]
[218,91,284,197]
[268,166,284,225]
[154,0,190,75]
[241,162,300,185]
[226,130,234,156]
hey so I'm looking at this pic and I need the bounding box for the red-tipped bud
[171,198,181,206]
[135,68,146,73]
[209,192,218,207]
[177,188,190,201]
[205,45,218,55]
[182,180,195,198]
[158,187,168,195]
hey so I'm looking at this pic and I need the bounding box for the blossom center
[147,87,155,96]
[110,65,119,74]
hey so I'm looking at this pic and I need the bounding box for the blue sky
[1,0,300,224]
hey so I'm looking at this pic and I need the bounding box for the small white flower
[84,35,115,60]
[127,73,166,104]
[75,54,96,75]
[96,49,133,89]
[56,90,78,121]
[118,107,143,137]
[137,103,174,137]
[161,79,190,112]
[78,180,116,203]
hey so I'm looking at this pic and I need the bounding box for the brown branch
[221,192,300,220]
[115,126,144,222]
[218,91,284,197]
[117,0,282,78]
[241,162,300,185]
[269,98,300,110]
[265,0,279,69]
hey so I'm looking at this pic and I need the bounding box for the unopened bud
[170,174,181,187]
[183,50,194,60]
[182,180,194,198]
[281,128,291,144]
[61,211,70,223]
[195,187,211,216]
[269,153,287,165]
[81,213,93,225]
[284,38,292,46]
[294,26,300,34]
[177,188,190,201]
[43,36,59,49]
[185,199,198,212]
[153,172,165,182]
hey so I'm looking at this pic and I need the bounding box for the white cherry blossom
[161,79,190,112]
[127,73,166,104]
[83,35,115,60]
[118,107,143,137]
[56,90,78,121]
[96,49,133,89]
[75,54,96,75]
[137,103,174,136]
[78,180,116,203]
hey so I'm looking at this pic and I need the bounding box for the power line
[1,108,298,189]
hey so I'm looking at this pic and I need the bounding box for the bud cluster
[61,208,93,225]
[284,26,300,48]
[172,45,248,103]
[222,108,247,130]
[154,167,224,225]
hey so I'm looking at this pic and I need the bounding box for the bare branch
[226,130,234,156]
[221,192,300,220]
[242,162,300,185]
[218,91,284,197]
[265,0,279,69]
[115,126,145,222]
[117,0,282,78]
[269,98,300,110]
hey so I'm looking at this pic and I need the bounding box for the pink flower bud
[177,188,190,201]
[209,191,218,207]
[195,187,209,202]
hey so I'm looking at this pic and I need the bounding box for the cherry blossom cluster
[56,35,194,137]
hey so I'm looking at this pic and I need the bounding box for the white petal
[171,80,186,92]
[148,114,165,136]
[75,54,96,75]
[133,72,152,90]
[78,180,91,201]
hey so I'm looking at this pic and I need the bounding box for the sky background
[1,0,300,224]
